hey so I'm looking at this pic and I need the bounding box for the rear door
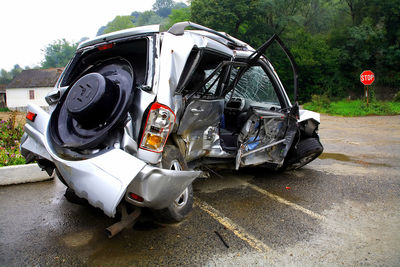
[176,51,231,161]
[177,97,224,161]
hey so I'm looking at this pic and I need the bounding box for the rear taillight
[139,102,176,153]
[97,43,114,51]
[26,112,37,122]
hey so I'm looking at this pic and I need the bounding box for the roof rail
[168,21,241,47]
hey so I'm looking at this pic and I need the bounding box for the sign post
[360,70,375,105]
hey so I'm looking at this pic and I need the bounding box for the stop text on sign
[360,70,375,85]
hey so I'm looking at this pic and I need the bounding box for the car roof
[77,22,255,52]
[77,24,160,50]
[186,30,253,51]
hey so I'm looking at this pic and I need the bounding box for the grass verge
[303,99,400,116]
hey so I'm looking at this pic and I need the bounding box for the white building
[6,68,63,111]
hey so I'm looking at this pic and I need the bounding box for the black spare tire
[49,58,134,153]
[65,72,118,129]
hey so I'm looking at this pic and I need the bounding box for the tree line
[189,0,399,101]
[2,0,398,102]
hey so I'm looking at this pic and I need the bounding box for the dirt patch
[0,112,26,126]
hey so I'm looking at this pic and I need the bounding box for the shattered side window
[231,66,280,107]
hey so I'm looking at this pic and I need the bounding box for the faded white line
[195,198,271,253]
[242,180,326,221]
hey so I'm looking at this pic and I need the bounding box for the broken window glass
[229,66,280,107]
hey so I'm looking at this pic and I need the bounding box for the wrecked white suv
[21,22,322,236]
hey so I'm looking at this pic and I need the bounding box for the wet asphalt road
[1,114,400,266]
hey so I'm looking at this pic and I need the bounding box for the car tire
[283,137,323,170]
[152,145,194,223]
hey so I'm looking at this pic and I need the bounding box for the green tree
[0,69,13,84]
[364,0,400,87]
[0,65,25,84]
[173,2,187,9]
[10,64,23,78]
[191,0,259,38]
[41,39,77,69]
[165,7,191,29]
[340,0,364,25]
[191,0,310,46]
[298,0,338,34]
[328,0,400,96]
[103,16,135,34]
[135,11,164,26]
[130,11,143,24]
[96,25,107,36]
[153,0,175,17]
[284,29,341,100]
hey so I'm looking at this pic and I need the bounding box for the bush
[303,94,331,113]
[394,91,400,102]
[367,87,376,103]
[312,94,331,109]
[0,113,25,166]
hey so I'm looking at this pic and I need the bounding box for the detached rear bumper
[52,149,146,217]
[125,165,199,209]
[21,104,201,217]
[53,149,200,217]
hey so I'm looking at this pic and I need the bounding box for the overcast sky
[1,0,182,71]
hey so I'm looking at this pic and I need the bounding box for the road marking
[195,198,271,253]
[242,180,326,221]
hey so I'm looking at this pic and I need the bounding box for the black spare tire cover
[49,58,134,152]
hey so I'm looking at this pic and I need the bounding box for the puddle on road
[87,227,171,266]
[319,153,391,168]
[62,230,93,247]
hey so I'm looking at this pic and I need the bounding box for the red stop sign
[360,70,375,85]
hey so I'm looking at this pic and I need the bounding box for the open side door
[224,63,298,169]
[227,35,300,169]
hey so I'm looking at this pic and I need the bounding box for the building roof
[6,68,64,89]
